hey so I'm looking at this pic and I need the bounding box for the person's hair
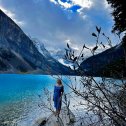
[57,79,62,85]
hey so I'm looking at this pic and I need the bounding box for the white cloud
[72,0,92,9]
[0,6,25,26]
[49,0,93,20]
[103,0,112,13]
[104,0,110,9]
[50,0,57,4]
[50,0,93,10]
[58,0,72,9]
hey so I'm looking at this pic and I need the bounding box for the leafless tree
[62,26,126,126]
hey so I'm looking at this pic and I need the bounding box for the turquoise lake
[0,74,122,126]
[0,74,70,126]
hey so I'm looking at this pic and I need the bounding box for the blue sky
[0,0,119,55]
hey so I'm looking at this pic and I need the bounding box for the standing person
[53,79,64,117]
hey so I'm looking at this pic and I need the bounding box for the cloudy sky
[0,0,119,54]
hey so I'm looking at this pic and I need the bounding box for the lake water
[0,74,122,126]
[0,74,70,126]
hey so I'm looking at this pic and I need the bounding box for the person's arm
[53,86,55,101]
[61,86,64,96]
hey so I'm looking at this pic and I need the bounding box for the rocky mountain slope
[0,9,73,75]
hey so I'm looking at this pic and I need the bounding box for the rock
[33,107,76,126]
[33,117,47,126]
[46,114,64,126]
[59,107,76,125]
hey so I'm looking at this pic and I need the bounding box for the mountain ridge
[0,9,74,75]
[79,43,125,77]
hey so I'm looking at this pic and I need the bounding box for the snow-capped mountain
[32,39,52,59]
[32,39,76,69]
[49,50,75,68]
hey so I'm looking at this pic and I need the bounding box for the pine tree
[107,0,126,33]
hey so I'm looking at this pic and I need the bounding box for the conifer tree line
[107,0,126,34]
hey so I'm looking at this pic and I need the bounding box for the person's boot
[56,114,59,122]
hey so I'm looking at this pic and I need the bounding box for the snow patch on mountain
[32,39,51,58]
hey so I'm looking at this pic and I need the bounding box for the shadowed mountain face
[0,9,73,75]
[79,43,125,77]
